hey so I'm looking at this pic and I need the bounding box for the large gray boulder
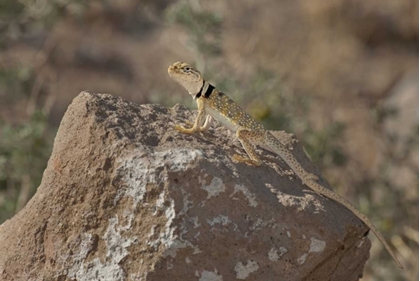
[0,92,370,280]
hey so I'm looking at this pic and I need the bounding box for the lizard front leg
[232,128,263,166]
[175,99,206,134]
[197,115,212,132]
[181,114,211,132]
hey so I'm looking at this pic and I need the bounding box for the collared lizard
[167,61,403,269]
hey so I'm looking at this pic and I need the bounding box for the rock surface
[0,92,370,281]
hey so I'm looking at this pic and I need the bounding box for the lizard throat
[195,81,215,99]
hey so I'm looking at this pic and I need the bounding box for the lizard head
[168,62,204,95]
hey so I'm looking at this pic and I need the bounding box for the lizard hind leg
[232,128,263,166]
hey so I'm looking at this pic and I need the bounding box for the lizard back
[203,90,264,133]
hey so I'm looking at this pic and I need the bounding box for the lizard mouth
[168,65,174,75]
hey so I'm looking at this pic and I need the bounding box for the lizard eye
[183,67,191,72]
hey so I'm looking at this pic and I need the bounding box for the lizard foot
[307,173,319,181]
[232,154,261,166]
[174,124,195,134]
[302,172,319,185]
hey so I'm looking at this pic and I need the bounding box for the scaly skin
[168,61,403,269]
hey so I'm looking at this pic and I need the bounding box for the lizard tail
[263,132,403,269]
[307,180,403,269]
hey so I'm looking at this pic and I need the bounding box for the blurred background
[0,0,418,280]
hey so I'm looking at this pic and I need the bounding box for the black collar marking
[195,81,215,99]
[204,84,215,98]
[195,81,205,99]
